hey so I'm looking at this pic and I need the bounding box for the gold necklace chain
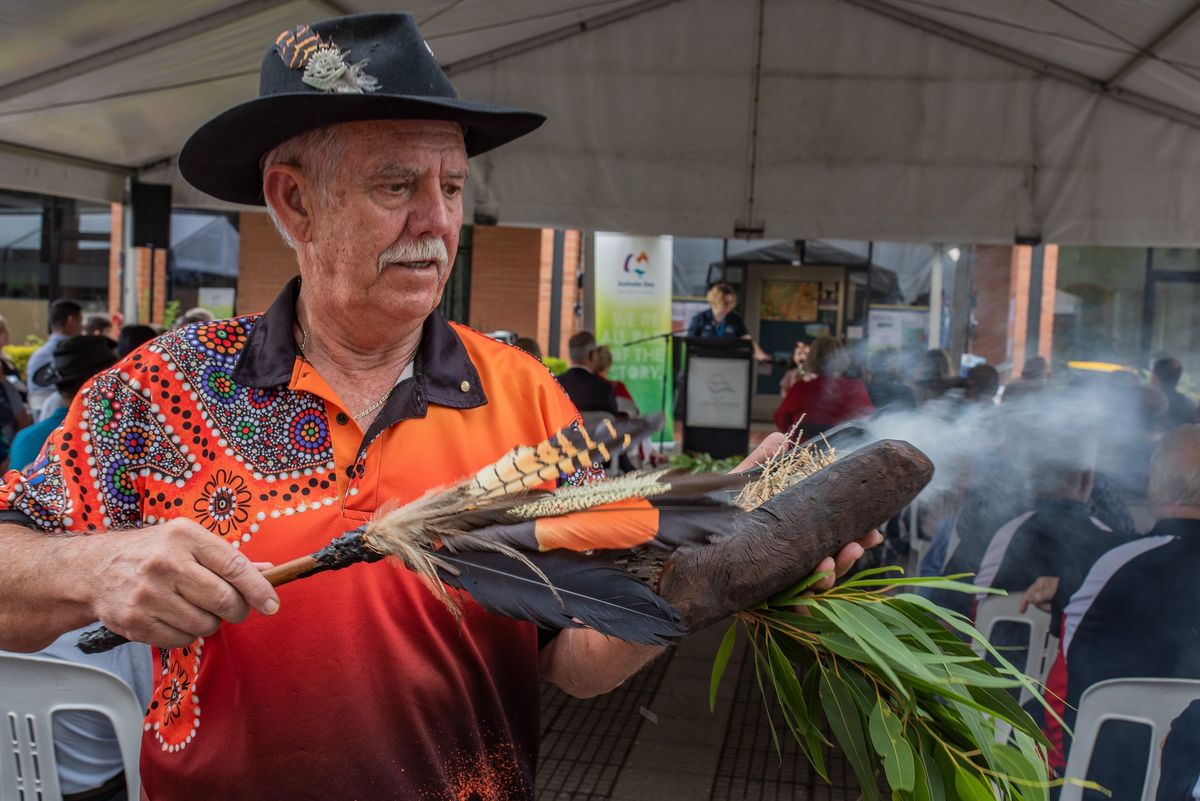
[296,319,408,421]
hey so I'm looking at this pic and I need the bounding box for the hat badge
[274,24,380,94]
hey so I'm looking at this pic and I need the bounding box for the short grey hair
[1150,424,1200,509]
[260,125,347,250]
[568,331,597,364]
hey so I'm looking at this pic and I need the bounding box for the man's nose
[405,180,455,238]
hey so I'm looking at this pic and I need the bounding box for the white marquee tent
[6,0,1200,245]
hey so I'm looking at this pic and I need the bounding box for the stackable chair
[972,593,1057,705]
[0,653,142,801]
[1060,677,1200,801]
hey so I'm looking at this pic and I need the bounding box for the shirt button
[459,380,470,393]
[335,412,349,425]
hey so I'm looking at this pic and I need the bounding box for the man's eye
[386,183,407,193]
[444,184,462,198]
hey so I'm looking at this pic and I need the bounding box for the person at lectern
[686,283,769,362]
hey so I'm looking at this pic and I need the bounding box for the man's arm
[540,529,881,698]
[0,520,280,652]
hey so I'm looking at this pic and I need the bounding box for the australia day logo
[624,251,649,278]
[615,245,657,293]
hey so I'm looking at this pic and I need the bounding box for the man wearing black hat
[0,13,871,800]
[9,336,117,472]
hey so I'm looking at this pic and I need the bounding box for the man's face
[301,119,468,327]
[63,313,83,337]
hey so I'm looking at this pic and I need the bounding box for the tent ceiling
[6,0,1200,244]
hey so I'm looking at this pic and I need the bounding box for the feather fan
[78,417,830,654]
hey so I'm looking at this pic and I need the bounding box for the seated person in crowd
[779,340,810,397]
[84,313,113,339]
[964,363,999,404]
[594,345,638,417]
[774,336,873,438]
[864,347,916,411]
[912,348,954,404]
[175,306,215,328]
[27,299,82,419]
[686,282,768,361]
[1152,355,1197,431]
[1036,425,1200,798]
[513,336,543,362]
[556,331,618,416]
[974,425,1131,633]
[116,324,158,358]
[10,336,118,472]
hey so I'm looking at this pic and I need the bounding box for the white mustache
[378,237,449,274]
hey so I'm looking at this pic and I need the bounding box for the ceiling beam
[0,0,293,106]
[1105,0,1200,88]
[843,0,1200,133]
[0,139,132,176]
[442,0,683,76]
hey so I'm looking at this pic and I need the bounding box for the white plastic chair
[972,594,1058,704]
[1060,678,1200,801]
[0,653,143,801]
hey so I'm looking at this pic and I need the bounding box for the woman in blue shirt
[687,283,769,360]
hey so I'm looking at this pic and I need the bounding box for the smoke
[826,375,1168,533]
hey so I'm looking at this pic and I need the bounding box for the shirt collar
[1150,517,1200,540]
[232,277,487,416]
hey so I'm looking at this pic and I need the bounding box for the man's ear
[262,164,317,244]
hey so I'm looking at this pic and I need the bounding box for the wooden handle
[657,439,934,633]
[261,555,323,587]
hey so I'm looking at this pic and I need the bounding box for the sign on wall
[593,232,673,441]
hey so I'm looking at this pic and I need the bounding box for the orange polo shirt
[0,279,587,800]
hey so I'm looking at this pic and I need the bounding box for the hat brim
[32,363,60,387]
[179,93,546,206]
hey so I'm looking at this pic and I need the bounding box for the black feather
[649,501,743,549]
[436,550,683,645]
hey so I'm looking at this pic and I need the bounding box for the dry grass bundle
[735,423,837,511]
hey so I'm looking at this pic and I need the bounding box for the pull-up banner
[593,232,674,442]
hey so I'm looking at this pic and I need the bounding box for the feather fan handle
[462,416,657,500]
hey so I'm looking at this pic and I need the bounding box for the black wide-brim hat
[179,12,545,206]
[33,335,119,387]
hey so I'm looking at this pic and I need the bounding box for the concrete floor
[536,623,868,801]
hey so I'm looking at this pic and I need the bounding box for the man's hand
[1019,576,1058,613]
[82,519,280,648]
[733,432,881,591]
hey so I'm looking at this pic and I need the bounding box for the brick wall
[134,247,167,324]
[1038,245,1059,362]
[467,225,543,339]
[237,212,296,316]
[108,203,122,319]
[558,230,581,356]
[970,244,1058,381]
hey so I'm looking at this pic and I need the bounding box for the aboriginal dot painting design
[80,372,198,530]
[144,639,203,753]
[154,319,334,477]
[7,456,71,531]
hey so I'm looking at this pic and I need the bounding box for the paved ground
[536,623,868,801]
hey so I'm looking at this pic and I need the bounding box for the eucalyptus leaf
[868,701,916,791]
[819,672,881,801]
[718,569,1054,799]
[954,764,998,801]
[709,622,737,712]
